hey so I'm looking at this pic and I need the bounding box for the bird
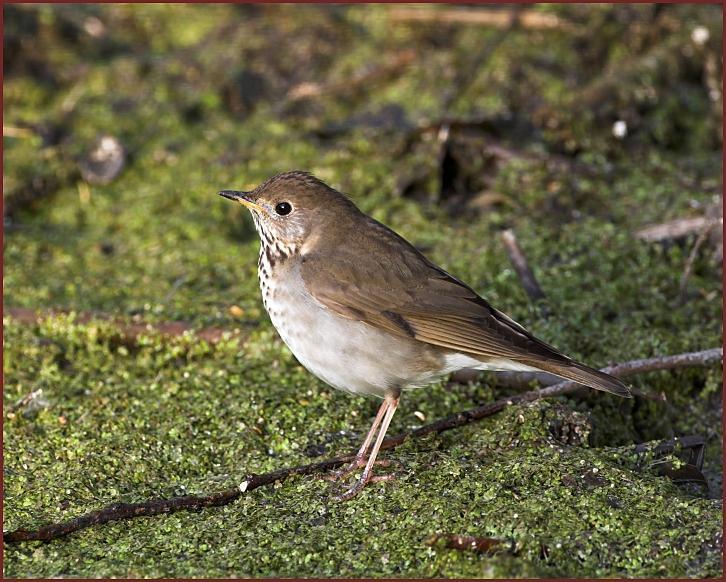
[219,171,631,500]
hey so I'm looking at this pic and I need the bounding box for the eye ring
[274,201,293,216]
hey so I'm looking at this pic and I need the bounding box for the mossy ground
[3,4,722,578]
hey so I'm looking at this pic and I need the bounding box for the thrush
[219,171,631,500]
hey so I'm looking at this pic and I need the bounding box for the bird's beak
[218,190,265,213]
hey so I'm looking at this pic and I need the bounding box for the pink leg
[335,395,399,501]
[328,399,389,480]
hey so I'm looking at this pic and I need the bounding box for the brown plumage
[219,171,631,499]
[299,206,630,398]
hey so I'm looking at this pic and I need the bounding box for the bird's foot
[332,470,398,501]
[323,458,393,482]
[333,476,368,502]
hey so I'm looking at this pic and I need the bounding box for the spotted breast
[253,219,446,398]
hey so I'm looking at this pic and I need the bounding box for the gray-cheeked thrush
[219,171,631,500]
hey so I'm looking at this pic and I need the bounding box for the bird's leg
[335,395,399,501]
[327,398,389,481]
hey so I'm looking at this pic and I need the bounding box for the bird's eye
[274,202,292,216]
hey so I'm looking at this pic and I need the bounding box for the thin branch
[3,125,36,139]
[4,348,721,543]
[452,369,666,402]
[388,7,575,31]
[635,216,717,243]
[500,229,547,303]
[380,348,721,450]
[2,456,351,543]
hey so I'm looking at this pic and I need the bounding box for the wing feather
[299,217,630,397]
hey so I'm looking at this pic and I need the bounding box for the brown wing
[300,217,630,397]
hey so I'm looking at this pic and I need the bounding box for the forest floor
[4,4,722,578]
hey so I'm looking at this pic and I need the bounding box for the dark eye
[274,202,292,216]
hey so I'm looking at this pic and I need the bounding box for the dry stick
[452,369,667,402]
[635,216,715,243]
[3,126,37,139]
[388,7,575,31]
[381,348,722,449]
[4,348,720,544]
[500,229,547,303]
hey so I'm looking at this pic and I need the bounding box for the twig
[388,7,575,31]
[3,126,36,139]
[381,349,721,450]
[4,307,245,346]
[451,369,666,402]
[3,347,720,543]
[679,221,719,302]
[3,457,351,543]
[500,229,547,303]
[635,216,716,243]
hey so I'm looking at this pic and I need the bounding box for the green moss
[4,3,722,577]
[3,335,721,578]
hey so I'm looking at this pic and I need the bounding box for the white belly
[259,254,538,398]
[261,264,446,398]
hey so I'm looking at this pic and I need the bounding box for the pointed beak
[218,190,265,213]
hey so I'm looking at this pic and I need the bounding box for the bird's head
[219,171,356,249]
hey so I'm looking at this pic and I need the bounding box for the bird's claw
[332,470,398,501]
[324,458,393,482]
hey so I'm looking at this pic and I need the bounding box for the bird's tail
[532,360,632,398]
